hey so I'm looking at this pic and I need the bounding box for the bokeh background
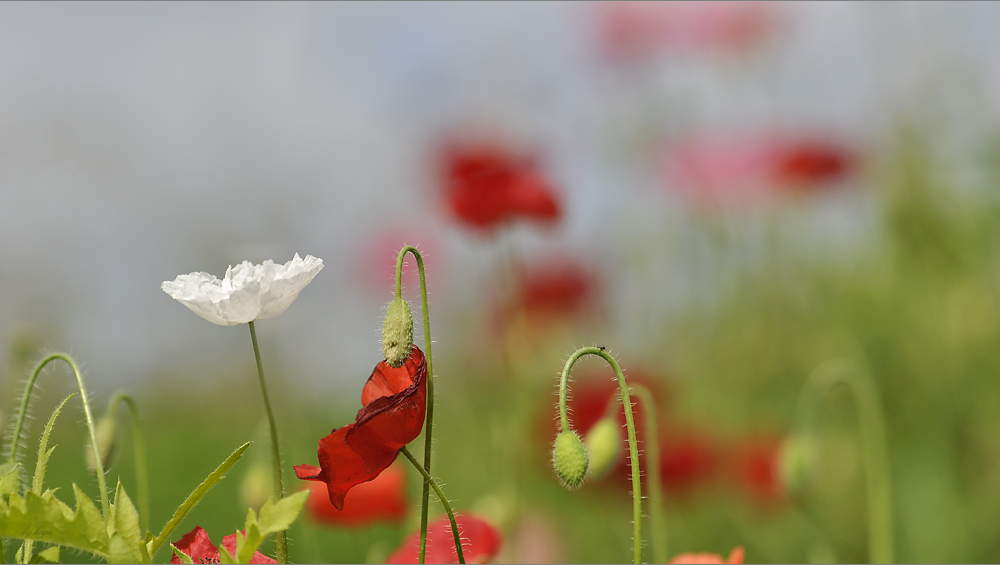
[5,1,1000,563]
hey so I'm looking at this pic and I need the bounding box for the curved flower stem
[559,347,642,565]
[247,321,287,564]
[797,359,894,564]
[631,383,665,564]
[105,392,150,534]
[399,446,465,565]
[5,353,109,518]
[395,246,436,564]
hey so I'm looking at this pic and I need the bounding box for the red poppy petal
[305,463,407,527]
[171,526,217,564]
[386,514,503,564]
[220,532,277,565]
[309,424,371,510]
[293,464,323,480]
[361,346,426,406]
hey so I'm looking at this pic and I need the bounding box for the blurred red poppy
[732,438,784,503]
[659,431,719,495]
[170,526,276,564]
[295,346,426,511]
[303,462,407,527]
[386,514,503,564]
[440,142,561,230]
[662,134,857,205]
[669,546,745,564]
[593,1,779,64]
[519,261,597,323]
[354,226,444,300]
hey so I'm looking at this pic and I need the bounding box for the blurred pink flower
[670,546,745,564]
[662,133,857,205]
[593,1,780,64]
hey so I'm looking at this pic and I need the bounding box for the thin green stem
[399,447,465,565]
[632,383,665,564]
[797,359,894,564]
[248,321,288,564]
[5,354,109,518]
[395,246,436,565]
[106,392,150,534]
[559,347,642,565]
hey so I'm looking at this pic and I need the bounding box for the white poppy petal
[162,254,323,325]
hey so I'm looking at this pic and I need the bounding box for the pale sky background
[2,1,1000,394]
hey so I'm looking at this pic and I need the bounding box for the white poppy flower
[162,253,324,326]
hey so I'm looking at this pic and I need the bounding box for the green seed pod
[552,430,589,490]
[85,416,117,473]
[382,296,414,368]
[779,434,817,496]
[585,417,622,480]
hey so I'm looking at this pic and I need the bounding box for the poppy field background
[5,2,1000,563]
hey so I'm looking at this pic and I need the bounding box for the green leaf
[0,484,109,560]
[219,544,238,565]
[32,394,74,495]
[147,441,251,558]
[170,543,195,564]
[107,481,148,563]
[235,491,308,564]
[0,461,22,498]
[29,546,60,563]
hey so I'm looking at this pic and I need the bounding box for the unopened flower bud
[585,417,622,480]
[382,297,414,368]
[85,416,117,473]
[779,434,817,495]
[552,430,589,490]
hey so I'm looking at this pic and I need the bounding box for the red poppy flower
[593,0,779,64]
[303,462,407,527]
[386,514,503,564]
[659,431,719,495]
[732,437,784,503]
[440,142,561,231]
[669,546,745,564]
[519,260,598,323]
[662,134,857,206]
[295,346,426,511]
[170,526,276,564]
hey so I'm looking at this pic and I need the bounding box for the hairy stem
[631,383,665,564]
[6,354,109,518]
[248,321,287,564]
[559,347,642,564]
[399,447,464,565]
[395,246,436,564]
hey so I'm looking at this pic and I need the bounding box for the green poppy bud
[779,434,817,496]
[552,430,589,490]
[85,416,117,473]
[382,297,414,368]
[585,417,622,480]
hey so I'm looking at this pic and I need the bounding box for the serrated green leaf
[107,481,147,563]
[0,484,109,560]
[219,544,237,565]
[32,395,74,495]
[147,441,251,558]
[0,461,22,498]
[235,491,308,564]
[170,543,195,564]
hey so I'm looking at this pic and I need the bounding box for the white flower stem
[248,321,288,564]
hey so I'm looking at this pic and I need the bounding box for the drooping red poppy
[170,526,276,564]
[295,346,426,511]
[662,133,857,206]
[303,461,407,527]
[440,142,561,231]
[669,546,745,564]
[386,514,503,564]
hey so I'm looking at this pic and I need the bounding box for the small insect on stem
[597,344,606,351]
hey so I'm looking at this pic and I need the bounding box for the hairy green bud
[382,296,414,368]
[585,417,622,480]
[85,416,117,473]
[552,430,589,490]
